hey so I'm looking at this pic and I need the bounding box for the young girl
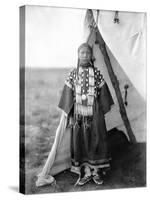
[58,43,114,185]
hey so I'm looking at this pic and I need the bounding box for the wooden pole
[95,29,137,144]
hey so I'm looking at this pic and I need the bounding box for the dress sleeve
[97,70,114,114]
[58,69,75,115]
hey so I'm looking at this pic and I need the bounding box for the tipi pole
[95,30,137,143]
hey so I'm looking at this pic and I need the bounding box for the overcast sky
[26,5,86,68]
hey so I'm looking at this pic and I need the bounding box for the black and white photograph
[20,5,146,195]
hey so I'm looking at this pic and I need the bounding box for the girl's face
[78,46,92,64]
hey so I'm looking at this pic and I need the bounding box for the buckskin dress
[58,63,114,174]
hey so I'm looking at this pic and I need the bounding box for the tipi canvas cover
[83,9,146,142]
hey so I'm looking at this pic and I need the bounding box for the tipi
[83,9,146,143]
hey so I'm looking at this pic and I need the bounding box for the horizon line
[24,66,73,69]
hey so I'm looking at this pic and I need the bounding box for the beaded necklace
[75,65,95,116]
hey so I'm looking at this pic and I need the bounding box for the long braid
[76,59,80,84]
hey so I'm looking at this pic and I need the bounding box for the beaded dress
[58,63,114,174]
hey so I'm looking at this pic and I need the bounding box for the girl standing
[58,43,114,185]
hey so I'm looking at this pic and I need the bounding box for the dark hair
[77,43,93,55]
